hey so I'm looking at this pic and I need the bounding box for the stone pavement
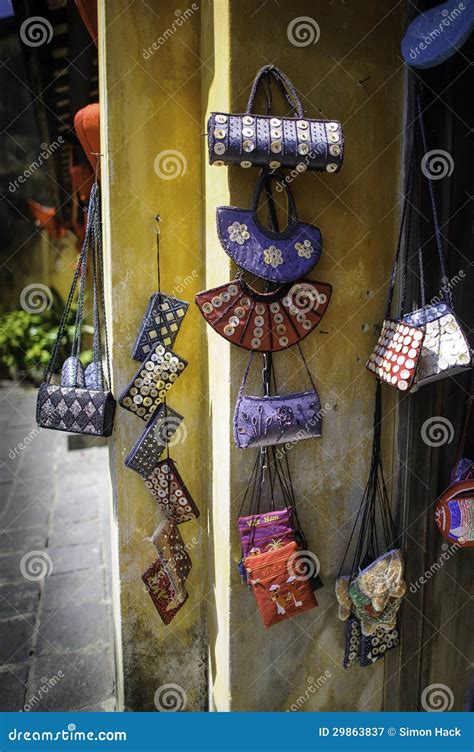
[0,385,117,711]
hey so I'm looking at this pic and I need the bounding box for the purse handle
[250,169,298,229]
[238,346,318,399]
[246,65,304,118]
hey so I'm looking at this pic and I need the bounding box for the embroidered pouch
[143,457,200,523]
[132,292,189,361]
[142,558,188,625]
[125,404,184,477]
[208,65,344,173]
[151,519,192,582]
[435,479,474,548]
[238,508,294,557]
[216,172,321,284]
[118,345,187,421]
[245,541,317,628]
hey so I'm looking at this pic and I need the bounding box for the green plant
[0,293,93,383]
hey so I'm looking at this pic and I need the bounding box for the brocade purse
[208,65,344,173]
[142,558,188,625]
[233,350,322,448]
[118,345,187,421]
[216,171,321,284]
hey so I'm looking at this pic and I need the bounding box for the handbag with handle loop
[216,170,322,284]
[36,182,116,437]
[208,65,344,172]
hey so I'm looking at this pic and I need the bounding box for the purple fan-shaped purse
[216,171,321,284]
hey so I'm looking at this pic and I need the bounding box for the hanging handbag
[234,349,322,448]
[142,557,188,625]
[435,389,474,547]
[238,508,295,558]
[195,276,331,352]
[245,541,317,628]
[118,344,187,421]
[401,92,471,388]
[216,171,321,284]
[36,182,116,437]
[124,404,184,476]
[132,220,188,361]
[143,457,200,523]
[208,65,344,173]
[366,153,425,391]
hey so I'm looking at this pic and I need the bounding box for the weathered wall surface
[100,0,404,711]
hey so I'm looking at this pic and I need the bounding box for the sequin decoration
[343,617,361,668]
[360,625,399,667]
[366,319,424,391]
[142,457,199,523]
[195,278,332,352]
[402,303,471,388]
[263,246,283,268]
[227,221,250,245]
[118,345,187,421]
[294,240,314,259]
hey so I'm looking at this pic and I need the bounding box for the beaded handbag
[142,558,188,625]
[208,65,344,173]
[36,183,116,437]
[143,457,200,523]
[124,404,184,476]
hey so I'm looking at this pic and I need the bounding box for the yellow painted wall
[99,0,404,711]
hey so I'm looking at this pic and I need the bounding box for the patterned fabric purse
[118,345,187,421]
[36,182,116,437]
[208,65,344,173]
[142,558,188,625]
[234,349,322,448]
[143,457,200,523]
[238,508,294,558]
[216,171,321,284]
[132,293,188,361]
[196,277,331,352]
[245,542,317,628]
[124,404,184,476]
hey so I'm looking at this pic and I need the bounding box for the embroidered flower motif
[227,221,250,245]
[295,239,314,259]
[275,405,294,427]
[263,245,283,268]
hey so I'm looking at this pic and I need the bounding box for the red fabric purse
[245,542,317,628]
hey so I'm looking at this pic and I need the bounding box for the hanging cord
[415,86,453,309]
[90,182,112,390]
[453,373,474,475]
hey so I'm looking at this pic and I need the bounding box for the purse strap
[90,186,112,389]
[415,87,453,310]
[250,169,298,227]
[246,65,304,117]
[238,347,317,398]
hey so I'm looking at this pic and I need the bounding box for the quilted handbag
[37,182,116,437]
[132,292,188,361]
[195,276,331,352]
[245,542,317,628]
[234,350,322,448]
[216,170,321,284]
[208,65,344,173]
[143,457,200,523]
[118,344,187,421]
[124,404,184,476]
[142,558,188,625]
[132,220,188,361]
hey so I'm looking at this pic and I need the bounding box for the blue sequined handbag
[132,292,189,361]
[208,65,344,173]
